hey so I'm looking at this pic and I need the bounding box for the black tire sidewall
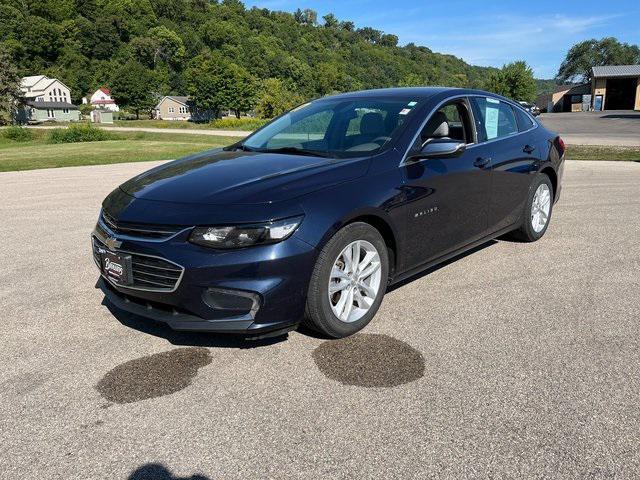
[306,222,389,338]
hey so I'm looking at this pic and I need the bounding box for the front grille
[100,210,185,240]
[93,237,184,292]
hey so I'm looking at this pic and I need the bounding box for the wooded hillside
[0,0,552,113]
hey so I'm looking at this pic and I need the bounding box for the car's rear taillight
[556,136,566,158]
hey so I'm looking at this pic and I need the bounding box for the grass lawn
[565,145,640,161]
[1,129,638,173]
[0,130,239,172]
[111,118,267,131]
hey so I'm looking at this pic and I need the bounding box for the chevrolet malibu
[93,87,564,338]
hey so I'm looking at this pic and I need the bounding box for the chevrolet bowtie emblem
[105,236,122,250]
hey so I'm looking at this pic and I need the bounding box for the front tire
[510,174,554,242]
[304,222,389,338]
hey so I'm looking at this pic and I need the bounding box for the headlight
[189,216,303,249]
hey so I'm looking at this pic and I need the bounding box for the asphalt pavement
[1,160,639,479]
[539,110,640,146]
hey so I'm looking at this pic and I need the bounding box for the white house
[84,87,119,112]
[20,75,72,104]
[18,75,79,122]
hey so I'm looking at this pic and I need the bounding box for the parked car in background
[519,101,540,116]
[93,87,564,339]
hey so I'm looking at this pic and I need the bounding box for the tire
[304,222,389,338]
[509,173,554,242]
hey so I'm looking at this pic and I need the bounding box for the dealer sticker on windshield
[399,108,412,115]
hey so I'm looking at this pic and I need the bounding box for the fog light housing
[202,288,261,319]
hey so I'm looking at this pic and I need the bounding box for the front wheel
[509,174,554,242]
[304,222,389,338]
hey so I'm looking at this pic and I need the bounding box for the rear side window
[514,106,535,132]
[470,97,518,142]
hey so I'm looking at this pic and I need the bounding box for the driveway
[1,160,639,478]
[539,110,640,146]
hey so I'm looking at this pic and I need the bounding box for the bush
[208,117,269,131]
[48,124,114,144]
[2,126,33,142]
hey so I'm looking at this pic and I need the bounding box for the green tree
[556,37,640,83]
[0,47,21,125]
[323,13,339,29]
[485,61,537,102]
[110,60,157,119]
[293,8,317,26]
[131,26,185,68]
[398,73,424,87]
[225,64,258,118]
[185,56,230,118]
[255,78,304,118]
[22,15,62,62]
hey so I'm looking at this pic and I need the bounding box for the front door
[400,98,492,270]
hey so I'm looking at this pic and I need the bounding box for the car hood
[120,148,370,205]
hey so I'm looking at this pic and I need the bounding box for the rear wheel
[509,174,554,242]
[304,222,389,338]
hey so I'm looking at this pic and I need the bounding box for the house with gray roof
[153,96,217,121]
[18,75,79,122]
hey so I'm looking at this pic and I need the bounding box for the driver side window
[417,100,474,149]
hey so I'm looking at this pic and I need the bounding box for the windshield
[241,97,421,158]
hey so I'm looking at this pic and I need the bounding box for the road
[1,160,639,479]
[539,111,640,146]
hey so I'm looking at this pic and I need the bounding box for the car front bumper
[92,223,318,336]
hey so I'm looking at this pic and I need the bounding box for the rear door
[400,97,492,269]
[469,97,542,232]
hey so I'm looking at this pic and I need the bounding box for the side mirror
[408,139,466,161]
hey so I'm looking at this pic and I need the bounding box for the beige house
[154,96,217,121]
[154,96,192,120]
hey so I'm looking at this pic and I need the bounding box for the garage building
[591,65,640,111]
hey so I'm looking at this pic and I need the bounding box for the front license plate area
[101,250,133,286]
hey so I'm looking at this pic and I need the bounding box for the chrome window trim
[92,229,185,294]
[400,93,539,166]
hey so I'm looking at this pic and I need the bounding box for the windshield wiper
[259,146,332,158]
[235,143,255,152]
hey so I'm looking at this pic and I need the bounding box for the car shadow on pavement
[128,463,210,480]
[387,240,498,293]
[102,300,287,349]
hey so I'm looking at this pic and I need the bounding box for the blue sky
[243,0,640,78]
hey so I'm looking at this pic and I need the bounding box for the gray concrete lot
[1,160,639,479]
[539,110,640,146]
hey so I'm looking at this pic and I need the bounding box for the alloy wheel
[328,240,382,323]
[531,183,551,233]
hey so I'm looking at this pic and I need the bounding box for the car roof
[317,87,503,102]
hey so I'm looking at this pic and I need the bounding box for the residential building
[18,75,79,122]
[84,87,119,112]
[154,96,216,121]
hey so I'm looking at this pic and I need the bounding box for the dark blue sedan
[93,87,564,338]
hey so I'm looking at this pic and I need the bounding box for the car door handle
[523,144,536,154]
[474,157,491,168]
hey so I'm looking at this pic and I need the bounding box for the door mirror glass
[410,139,466,160]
